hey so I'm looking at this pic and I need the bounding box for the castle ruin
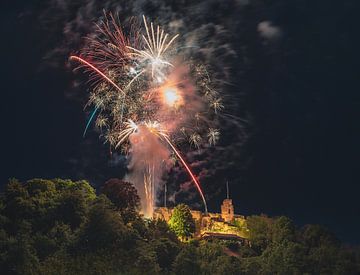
[153,197,249,242]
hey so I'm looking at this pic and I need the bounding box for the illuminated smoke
[125,125,170,217]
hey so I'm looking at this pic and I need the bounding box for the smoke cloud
[125,126,171,217]
[257,21,282,41]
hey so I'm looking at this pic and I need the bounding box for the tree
[172,245,200,275]
[271,216,296,243]
[211,255,241,275]
[0,178,98,274]
[132,241,160,274]
[2,178,96,234]
[300,224,339,249]
[246,215,273,253]
[259,241,308,274]
[151,238,179,271]
[246,215,296,254]
[197,241,223,266]
[76,195,133,251]
[1,178,359,274]
[146,218,178,241]
[101,178,140,223]
[197,241,224,273]
[299,224,358,274]
[168,204,195,241]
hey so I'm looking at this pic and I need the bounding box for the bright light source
[163,87,181,107]
[129,67,137,75]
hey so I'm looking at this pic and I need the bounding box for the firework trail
[83,107,99,137]
[144,164,155,215]
[70,12,222,215]
[69,56,124,94]
[161,135,208,213]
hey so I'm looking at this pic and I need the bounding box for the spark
[115,120,138,148]
[210,98,224,113]
[69,56,124,95]
[102,131,117,146]
[95,115,108,129]
[144,121,208,213]
[83,107,99,137]
[124,69,145,91]
[127,16,179,78]
[144,164,155,217]
[190,133,202,149]
[161,135,208,213]
[145,121,168,138]
[207,128,220,146]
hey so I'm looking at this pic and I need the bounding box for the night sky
[1,1,359,244]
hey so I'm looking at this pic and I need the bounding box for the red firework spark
[69,56,124,95]
[162,135,208,213]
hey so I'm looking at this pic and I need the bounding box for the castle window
[228,209,231,214]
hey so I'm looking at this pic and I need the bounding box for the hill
[0,178,359,274]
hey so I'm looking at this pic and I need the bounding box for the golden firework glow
[161,86,182,108]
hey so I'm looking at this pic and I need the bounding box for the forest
[0,178,359,274]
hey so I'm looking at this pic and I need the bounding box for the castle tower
[221,181,234,222]
[221,199,234,222]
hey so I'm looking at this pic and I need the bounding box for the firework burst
[127,15,179,80]
[70,12,223,215]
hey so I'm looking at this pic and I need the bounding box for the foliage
[172,245,200,275]
[211,255,242,275]
[0,178,359,274]
[242,215,359,274]
[76,195,134,251]
[168,203,196,241]
[146,218,179,242]
[151,238,179,271]
[100,178,140,223]
[246,214,274,253]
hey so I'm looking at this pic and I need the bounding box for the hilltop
[0,178,359,274]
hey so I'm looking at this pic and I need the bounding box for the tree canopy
[100,178,140,223]
[168,203,196,241]
[0,178,358,274]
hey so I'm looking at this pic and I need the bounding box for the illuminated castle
[153,192,249,242]
[221,198,235,222]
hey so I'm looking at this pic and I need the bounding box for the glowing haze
[70,12,223,216]
[162,87,182,108]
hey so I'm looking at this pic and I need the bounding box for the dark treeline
[0,178,359,274]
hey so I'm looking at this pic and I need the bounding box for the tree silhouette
[101,178,140,223]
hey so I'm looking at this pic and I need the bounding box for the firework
[127,15,179,79]
[144,164,155,216]
[69,56,124,94]
[161,134,208,213]
[70,12,222,215]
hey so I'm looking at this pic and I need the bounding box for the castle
[153,197,249,242]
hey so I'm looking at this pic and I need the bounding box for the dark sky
[1,0,359,244]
